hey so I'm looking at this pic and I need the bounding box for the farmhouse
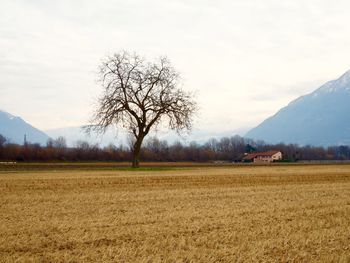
[242,151,282,163]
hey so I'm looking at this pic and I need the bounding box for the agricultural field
[0,164,350,262]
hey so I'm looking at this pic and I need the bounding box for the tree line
[1,134,350,162]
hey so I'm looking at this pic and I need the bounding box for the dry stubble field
[1,164,350,262]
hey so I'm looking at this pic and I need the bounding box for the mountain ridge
[0,110,50,145]
[45,126,249,147]
[245,70,350,146]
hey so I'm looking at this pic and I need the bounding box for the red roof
[242,151,281,160]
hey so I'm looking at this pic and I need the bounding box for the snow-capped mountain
[245,70,350,146]
[0,110,50,145]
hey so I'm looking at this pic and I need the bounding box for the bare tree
[88,51,197,168]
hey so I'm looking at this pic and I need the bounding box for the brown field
[1,164,350,262]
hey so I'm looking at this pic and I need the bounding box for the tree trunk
[131,136,144,168]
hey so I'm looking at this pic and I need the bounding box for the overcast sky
[1,0,350,133]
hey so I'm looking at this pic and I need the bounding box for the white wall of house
[272,152,282,161]
[253,152,282,163]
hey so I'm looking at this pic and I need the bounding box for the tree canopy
[88,51,197,167]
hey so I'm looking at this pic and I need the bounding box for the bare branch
[88,51,197,167]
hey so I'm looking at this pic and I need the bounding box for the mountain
[0,110,50,145]
[246,70,350,146]
[45,126,249,147]
[45,126,128,147]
